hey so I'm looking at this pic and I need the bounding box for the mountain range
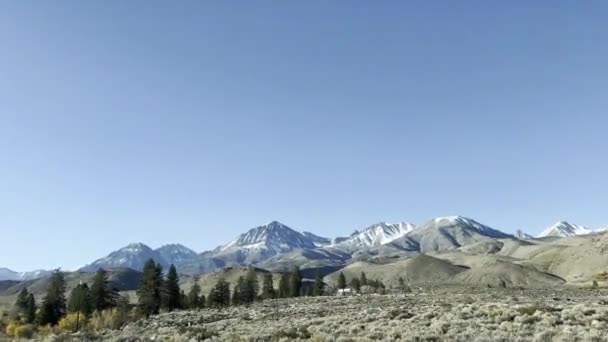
[2,216,607,282]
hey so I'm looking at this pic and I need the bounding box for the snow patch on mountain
[336,221,416,248]
[302,231,332,247]
[537,221,592,238]
[219,221,317,254]
[156,244,198,265]
[0,268,52,281]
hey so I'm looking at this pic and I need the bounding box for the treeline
[3,260,328,338]
[336,271,387,293]
[136,259,316,315]
[4,268,130,338]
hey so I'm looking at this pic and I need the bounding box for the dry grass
[52,286,608,341]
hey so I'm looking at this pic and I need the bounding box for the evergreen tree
[162,264,181,312]
[199,292,206,308]
[187,279,202,309]
[26,293,36,324]
[313,270,325,296]
[243,267,259,304]
[360,272,367,286]
[180,290,187,309]
[137,259,163,317]
[278,272,290,298]
[350,277,361,292]
[288,266,302,297]
[67,283,93,316]
[337,272,347,290]
[232,276,244,306]
[39,270,67,326]
[13,288,36,323]
[210,278,230,308]
[14,288,29,319]
[261,273,275,299]
[90,268,116,312]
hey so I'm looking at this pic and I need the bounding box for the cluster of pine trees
[136,260,316,317]
[9,259,333,335]
[136,260,197,317]
[10,268,123,332]
[336,271,386,293]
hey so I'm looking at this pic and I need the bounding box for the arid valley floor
[50,287,608,342]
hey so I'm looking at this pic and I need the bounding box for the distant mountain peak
[337,221,416,248]
[0,268,53,281]
[428,216,511,237]
[537,221,591,238]
[240,221,314,247]
[515,230,535,240]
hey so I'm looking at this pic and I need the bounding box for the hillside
[324,254,468,287]
[0,268,141,298]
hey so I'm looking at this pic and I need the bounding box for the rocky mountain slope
[79,243,198,273]
[0,268,52,281]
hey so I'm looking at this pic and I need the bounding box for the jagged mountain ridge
[336,222,416,248]
[79,243,198,273]
[67,217,605,278]
[0,268,53,281]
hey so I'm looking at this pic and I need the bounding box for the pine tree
[67,283,93,316]
[350,277,361,292]
[261,273,275,299]
[187,279,202,309]
[180,290,187,309]
[210,278,231,308]
[232,276,244,306]
[14,288,29,319]
[313,270,324,296]
[39,270,67,326]
[278,272,290,298]
[14,288,36,322]
[162,264,181,312]
[360,272,367,286]
[199,292,206,308]
[243,267,259,304]
[137,259,163,317]
[26,293,36,323]
[90,268,116,312]
[398,276,405,289]
[289,266,302,297]
[337,272,347,290]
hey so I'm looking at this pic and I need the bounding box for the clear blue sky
[1,2,607,271]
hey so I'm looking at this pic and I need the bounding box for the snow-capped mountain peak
[537,221,592,238]
[424,216,512,238]
[338,221,416,247]
[156,244,198,265]
[79,242,162,272]
[220,221,317,253]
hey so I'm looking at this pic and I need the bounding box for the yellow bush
[37,324,57,336]
[5,320,20,337]
[14,324,34,338]
[58,312,88,333]
[89,308,130,331]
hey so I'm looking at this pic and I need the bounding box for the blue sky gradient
[1,1,607,270]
